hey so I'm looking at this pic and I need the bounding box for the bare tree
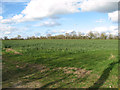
[94,31,100,39]
[4,36,8,40]
[65,33,70,39]
[108,33,113,39]
[71,31,77,39]
[100,32,107,39]
[17,35,21,39]
[78,32,82,39]
[47,34,51,39]
[88,31,95,39]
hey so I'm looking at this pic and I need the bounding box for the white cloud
[0,23,29,38]
[108,11,119,23]
[0,9,1,14]
[52,29,73,33]
[0,14,35,24]
[2,0,30,2]
[0,3,2,14]
[80,0,119,13]
[35,21,61,27]
[44,26,118,36]
[92,26,118,35]
[0,24,16,32]
[80,0,119,23]
[96,19,105,23]
[1,0,119,24]
[1,0,82,23]
[46,29,74,35]
[4,31,11,35]
[0,16,3,19]
[21,0,81,19]
[92,27,108,32]
[0,24,16,37]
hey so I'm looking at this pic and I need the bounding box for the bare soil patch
[11,66,91,88]
[5,48,22,55]
[14,80,42,88]
[109,54,115,60]
[56,67,91,78]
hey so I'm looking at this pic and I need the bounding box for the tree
[94,31,100,39]
[108,33,113,39]
[46,34,51,39]
[31,36,36,39]
[71,31,77,39]
[17,35,21,39]
[56,34,65,39]
[4,36,8,40]
[100,32,107,39]
[78,32,82,39]
[65,33,70,39]
[88,31,94,39]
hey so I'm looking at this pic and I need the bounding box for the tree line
[1,31,119,40]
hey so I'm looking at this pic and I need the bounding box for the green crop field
[2,39,118,88]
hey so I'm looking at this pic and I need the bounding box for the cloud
[1,0,82,23]
[96,19,105,23]
[0,9,1,14]
[108,11,119,23]
[35,21,61,27]
[0,24,16,32]
[2,0,30,2]
[21,0,81,19]
[53,29,73,33]
[80,0,119,23]
[0,14,36,24]
[34,32,41,37]
[46,29,74,35]
[0,23,29,38]
[44,26,118,36]
[0,24,16,37]
[91,26,118,35]
[0,3,2,14]
[4,31,11,35]
[80,0,119,13]
[1,0,119,24]
[0,16,3,19]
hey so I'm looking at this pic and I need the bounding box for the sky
[0,0,119,38]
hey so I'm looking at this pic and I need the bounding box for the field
[2,39,118,88]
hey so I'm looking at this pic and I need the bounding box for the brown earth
[5,48,22,55]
